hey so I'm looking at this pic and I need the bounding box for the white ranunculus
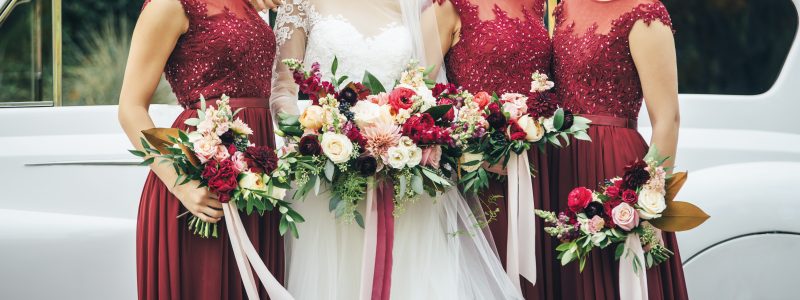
[387,146,410,169]
[459,151,484,173]
[321,132,354,164]
[350,101,383,128]
[543,116,557,132]
[406,146,422,167]
[517,115,545,142]
[637,187,667,220]
[239,172,267,191]
[398,136,415,148]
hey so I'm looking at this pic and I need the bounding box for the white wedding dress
[270,1,522,299]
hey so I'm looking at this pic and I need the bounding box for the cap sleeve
[614,1,673,36]
[141,0,207,21]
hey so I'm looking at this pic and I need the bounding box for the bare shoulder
[139,0,189,34]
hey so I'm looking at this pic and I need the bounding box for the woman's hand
[173,182,224,223]
[482,162,508,176]
[250,0,282,12]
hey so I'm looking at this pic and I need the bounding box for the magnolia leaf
[649,201,710,232]
[324,160,336,181]
[199,95,207,111]
[141,128,201,167]
[184,118,200,126]
[424,104,453,121]
[553,108,565,130]
[279,217,289,235]
[644,145,661,162]
[573,131,592,142]
[665,172,688,202]
[561,247,576,266]
[556,242,573,252]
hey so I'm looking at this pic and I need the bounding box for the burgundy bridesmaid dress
[550,0,688,299]
[136,0,283,299]
[443,0,556,298]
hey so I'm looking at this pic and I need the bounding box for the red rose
[621,189,638,205]
[388,87,416,112]
[432,83,457,97]
[603,199,622,228]
[604,185,620,199]
[505,119,528,141]
[402,113,451,145]
[474,91,491,109]
[206,160,240,203]
[567,187,593,213]
[487,101,501,114]
[201,162,219,179]
[436,98,456,123]
[245,145,278,174]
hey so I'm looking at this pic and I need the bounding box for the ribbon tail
[228,203,295,300]
[223,203,260,300]
[506,153,522,292]
[359,179,378,300]
[619,234,649,300]
[372,181,395,300]
[517,153,537,285]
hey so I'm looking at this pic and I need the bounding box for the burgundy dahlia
[245,146,278,174]
[622,159,651,189]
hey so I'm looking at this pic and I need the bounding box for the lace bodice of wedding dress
[270,0,414,117]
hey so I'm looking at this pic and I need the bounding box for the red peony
[487,101,501,114]
[402,113,452,145]
[505,119,528,141]
[388,87,416,112]
[567,187,593,213]
[604,185,621,199]
[245,146,278,174]
[473,91,491,109]
[206,160,240,203]
[621,189,638,205]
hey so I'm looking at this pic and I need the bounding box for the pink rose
[420,145,442,169]
[368,93,390,106]
[587,215,605,234]
[502,101,526,121]
[612,202,639,231]
[193,134,220,164]
[213,145,230,161]
[231,151,249,173]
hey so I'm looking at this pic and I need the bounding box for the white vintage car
[1,0,798,299]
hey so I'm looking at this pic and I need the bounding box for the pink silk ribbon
[222,202,294,300]
[619,234,648,300]
[359,180,394,300]
[506,153,537,292]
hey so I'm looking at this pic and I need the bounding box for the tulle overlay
[137,107,284,300]
[549,126,687,300]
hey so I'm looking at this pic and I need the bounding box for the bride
[268,0,521,299]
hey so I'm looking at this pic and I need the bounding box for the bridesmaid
[118,0,283,299]
[435,0,557,298]
[550,0,687,299]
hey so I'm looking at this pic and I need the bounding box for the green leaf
[561,248,576,266]
[278,113,300,126]
[289,222,299,239]
[337,75,350,87]
[324,160,336,181]
[573,131,592,142]
[287,209,305,223]
[579,257,587,272]
[556,242,574,252]
[331,56,339,76]
[178,131,190,143]
[129,150,146,157]
[644,144,661,162]
[362,71,386,94]
[279,217,289,235]
[354,212,365,228]
[547,134,562,147]
[553,108,565,130]
[411,174,424,195]
[615,243,625,260]
[424,105,453,121]
[139,157,155,166]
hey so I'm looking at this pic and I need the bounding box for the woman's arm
[118,0,223,223]
[630,20,680,170]
[434,0,461,54]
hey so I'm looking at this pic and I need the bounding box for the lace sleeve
[269,0,312,118]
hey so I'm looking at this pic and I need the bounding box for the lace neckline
[556,1,662,39]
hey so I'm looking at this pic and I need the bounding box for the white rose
[406,146,422,167]
[377,105,394,125]
[350,101,383,128]
[320,132,354,164]
[637,188,667,220]
[459,152,484,173]
[239,172,267,191]
[299,105,325,131]
[543,116,557,132]
[517,115,545,142]
[398,136,415,148]
[387,146,410,169]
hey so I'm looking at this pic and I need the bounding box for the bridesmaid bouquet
[276,58,453,224]
[449,71,592,195]
[131,95,304,238]
[535,146,709,272]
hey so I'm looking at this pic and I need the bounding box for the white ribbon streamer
[506,153,537,291]
[619,234,649,300]
[223,202,295,300]
[359,179,378,300]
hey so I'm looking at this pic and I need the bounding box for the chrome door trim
[25,160,142,167]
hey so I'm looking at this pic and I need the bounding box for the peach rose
[612,202,639,231]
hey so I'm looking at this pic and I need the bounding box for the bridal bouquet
[276,58,453,224]
[535,147,709,272]
[446,71,592,195]
[131,95,303,238]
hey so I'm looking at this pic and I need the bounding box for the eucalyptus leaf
[411,174,424,195]
[324,160,336,181]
